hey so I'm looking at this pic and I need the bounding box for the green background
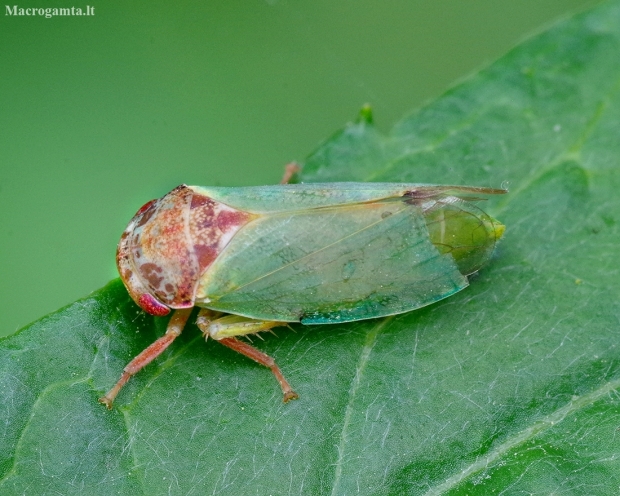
[0,0,596,336]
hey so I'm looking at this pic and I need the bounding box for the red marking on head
[139,263,164,290]
[138,293,171,316]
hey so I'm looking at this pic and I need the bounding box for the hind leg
[196,309,298,402]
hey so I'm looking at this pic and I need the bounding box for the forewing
[193,183,507,214]
[196,200,468,323]
[404,184,507,201]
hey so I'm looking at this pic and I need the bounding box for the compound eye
[138,293,171,316]
[136,199,157,216]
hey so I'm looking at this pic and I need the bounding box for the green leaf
[2,2,620,494]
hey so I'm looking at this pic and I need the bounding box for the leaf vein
[330,317,393,496]
[423,376,620,495]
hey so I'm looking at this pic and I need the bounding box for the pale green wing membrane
[193,183,414,213]
[195,194,469,324]
[193,183,504,213]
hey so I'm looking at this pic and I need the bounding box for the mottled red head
[117,185,255,316]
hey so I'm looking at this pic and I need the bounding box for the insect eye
[138,293,171,316]
[136,199,157,216]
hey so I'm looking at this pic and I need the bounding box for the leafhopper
[99,178,506,408]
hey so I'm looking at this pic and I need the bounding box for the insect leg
[195,309,298,402]
[280,162,301,184]
[219,337,299,402]
[197,311,285,340]
[195,307,223,337]
[98,307,192,409]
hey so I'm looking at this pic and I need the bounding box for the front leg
[196,309,298,402]
[99,308,193,409]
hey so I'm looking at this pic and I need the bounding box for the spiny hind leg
[196,309,298,402]
[197,310,286,340]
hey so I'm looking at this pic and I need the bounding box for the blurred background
[0,0,597,336]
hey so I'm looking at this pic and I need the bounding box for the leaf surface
[2,2,620,494]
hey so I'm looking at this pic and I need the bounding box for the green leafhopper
[100,178,506,408]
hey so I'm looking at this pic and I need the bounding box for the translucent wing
[194,182,506,213]
[196,199,469,323]
[416,195,505,276]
